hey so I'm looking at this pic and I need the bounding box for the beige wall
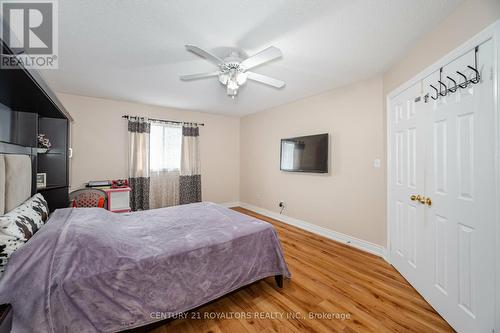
[60,0,500,249]
[240,77,386,246]
[59,93,240,204]
[383,0,500,95]
[239,0,500,248]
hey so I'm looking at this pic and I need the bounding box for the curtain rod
[122,115,205,126]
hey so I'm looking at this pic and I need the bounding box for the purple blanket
[0,202,290,332]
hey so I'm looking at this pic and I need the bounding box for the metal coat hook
[438,80,447,97]
[447,76,457,93]
[457,71,468,89]
[430,84,439,100]
[467,65,480,84]
[469,46,481,84]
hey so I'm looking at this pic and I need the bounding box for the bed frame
[275,274,284,288]
[0,145,35,332]
[0,144,36,215]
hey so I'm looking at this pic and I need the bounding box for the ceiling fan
[180,44,285,98]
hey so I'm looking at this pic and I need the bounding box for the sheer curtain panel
[149,123,182,208]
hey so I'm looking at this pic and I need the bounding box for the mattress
[0,202,290,332]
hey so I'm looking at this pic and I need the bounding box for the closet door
[422,40,495,333]
[389,82,427,291]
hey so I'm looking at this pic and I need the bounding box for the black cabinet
[1,40,70,212]
[37,186,68,212]
[0,107,69,211]
[0,43,66,119]
[36,117,69,210]
[0,105,38,147]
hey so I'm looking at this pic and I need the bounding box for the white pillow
[0,193,49,275]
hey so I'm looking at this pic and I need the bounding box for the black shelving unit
[36,117,69,211]
[0,39,71,212]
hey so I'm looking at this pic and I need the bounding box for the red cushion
[97,197,105,208]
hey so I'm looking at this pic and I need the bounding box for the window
[150,123,182,171]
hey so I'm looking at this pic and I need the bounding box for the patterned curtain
[179,125,201,204]
[128,118,150,211]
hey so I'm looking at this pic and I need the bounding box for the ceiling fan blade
[185,44,225,66]
[240,46,282,70]
[180,72,219,81]
[246,71,285,88]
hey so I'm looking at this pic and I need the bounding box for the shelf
[37,185,67,191]
[37,148,65,155]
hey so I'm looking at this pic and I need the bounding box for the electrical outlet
[278,201,285,215]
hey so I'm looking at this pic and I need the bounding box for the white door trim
[386,19,500,332]
[493,21,500,333]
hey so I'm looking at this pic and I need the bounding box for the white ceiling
[40,0,463,116]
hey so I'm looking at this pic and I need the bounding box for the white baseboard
[219,201,242,208]
[227,202,386,259]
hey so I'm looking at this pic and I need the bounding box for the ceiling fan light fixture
[227,86,238,97]
[180,44,285,98]
[227,79,239,90]
[236,72,247,85]
[218,73,229,85]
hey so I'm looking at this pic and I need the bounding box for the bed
[0,153,290,332]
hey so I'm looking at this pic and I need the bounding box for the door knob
[410,195,427,205]
[410,195,424,203]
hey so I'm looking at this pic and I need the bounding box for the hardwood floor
[151,207,454,333]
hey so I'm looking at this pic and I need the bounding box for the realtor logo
[1,0,58,69]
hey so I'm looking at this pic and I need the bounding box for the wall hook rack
[438,80,447,97]
[447,76,457,93]
[457,70,469,88]
[430,84,439,100]
[469,46,481,84]
[468,65,481,84]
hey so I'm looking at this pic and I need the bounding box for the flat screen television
[280,133,328,173]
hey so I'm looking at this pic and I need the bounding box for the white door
[422,40,496,333]
[389,39,496,333]
[389,82,427,293]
